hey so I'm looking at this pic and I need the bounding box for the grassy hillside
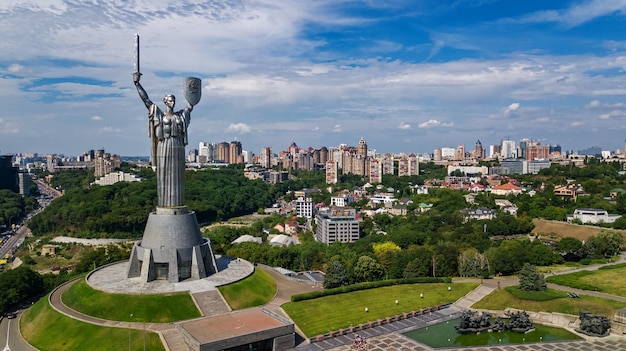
[531,218,626,241]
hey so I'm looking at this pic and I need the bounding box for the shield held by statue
[183,77,202,106]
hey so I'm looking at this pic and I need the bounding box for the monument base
[127,207,218,283]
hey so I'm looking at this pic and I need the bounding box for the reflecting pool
[403,318,583,348]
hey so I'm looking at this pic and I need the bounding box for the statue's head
[163,94,176,108]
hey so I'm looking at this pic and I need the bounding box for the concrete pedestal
[127,207,218,282]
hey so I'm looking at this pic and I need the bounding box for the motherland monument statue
[127,34,218,282]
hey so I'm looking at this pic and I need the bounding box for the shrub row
[291,277,451,302]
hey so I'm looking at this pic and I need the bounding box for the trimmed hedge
[291,277,451,302]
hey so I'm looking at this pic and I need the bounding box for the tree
[372,241,401,272]
[323,260,348,288]
[518,263,546,291]
[555,237,584,261]
[586,231,624,258]
[458,248,489,277]
[352,256,384,283]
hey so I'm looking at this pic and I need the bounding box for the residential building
[501,139,516,159]
[491,183,523,196]
[330,195,354,207]
[326,161,338,184]
[567,208,621,224]
[315,207,360,244]
[462,208,496,222]
[94,171,142,186]
[295,196,315,219]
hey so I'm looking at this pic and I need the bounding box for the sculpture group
[455,309,534,334]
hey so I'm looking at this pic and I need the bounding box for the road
[0,311,37,351]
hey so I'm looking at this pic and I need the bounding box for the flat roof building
[315,206,360,244]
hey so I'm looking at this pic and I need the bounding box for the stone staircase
[161,328,189,351]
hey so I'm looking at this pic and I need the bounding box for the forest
[28,165,275,238]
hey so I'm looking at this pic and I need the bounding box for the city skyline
[2,1,626,156]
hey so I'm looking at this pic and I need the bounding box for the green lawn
[473,287,626,318]
[545,263,626,297]
[62,279,201,322]
[21,296,165,351]
[282,282,478,337]
[218,267,277,309]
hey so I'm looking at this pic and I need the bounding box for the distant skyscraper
[473,140,485,160]
[357,137,367,157]
[369,158,382,183]
[501,139,516,159]
[325,161,338,184]
[261,147,272,168]
[441,147,455,159]
[489,144,501,158]
[455,144,465,161]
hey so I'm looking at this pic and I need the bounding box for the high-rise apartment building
[501,139,516,159]
[369,158,382,183]
[261,147,272,168]
[218,142,230,163]
[93,149,121,178]
[325,161,337,184]
[229,140,243,164]
[455,144,465,161]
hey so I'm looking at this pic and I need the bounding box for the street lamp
[129,313,133,351]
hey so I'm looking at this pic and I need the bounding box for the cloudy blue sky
[1,0,626,157]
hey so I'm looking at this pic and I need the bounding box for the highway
[0,178,63,351]
[0,310,38,351]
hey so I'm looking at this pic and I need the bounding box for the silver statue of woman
[133,72,197,207]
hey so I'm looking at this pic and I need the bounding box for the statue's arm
[183,102,193,122]
[133,73,153,109]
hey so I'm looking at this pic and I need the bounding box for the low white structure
[567,208,621,224]
[231,235,263,245]
[93,171,141,186]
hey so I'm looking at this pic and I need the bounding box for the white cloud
[0,118,19,134]
[599,109,625,119]
[504,102,521,118]
[514,1,626,28]
[100,126,121,133]
[226,123,251,134]
[91,116,103,121]
[571,121,584,126]
[7,64,27,74]
[587,100,601,108]
[333,124,342,132]
[398,122,411,130]
[418,119,453,128]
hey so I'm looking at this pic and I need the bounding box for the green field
[62,279,201,322]
[282,282,478,337]
[218,267,277,309]
[546,263,626,297]
[473,286,626,318]
[21,296,165,351]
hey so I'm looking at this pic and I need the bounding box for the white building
[315,207,360,244]
[501,140,516,159]
[295,197,315,219]
[93,171,141,186]
[567,208,621,224]
[369,193,396,205]
[330,195,354,207]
